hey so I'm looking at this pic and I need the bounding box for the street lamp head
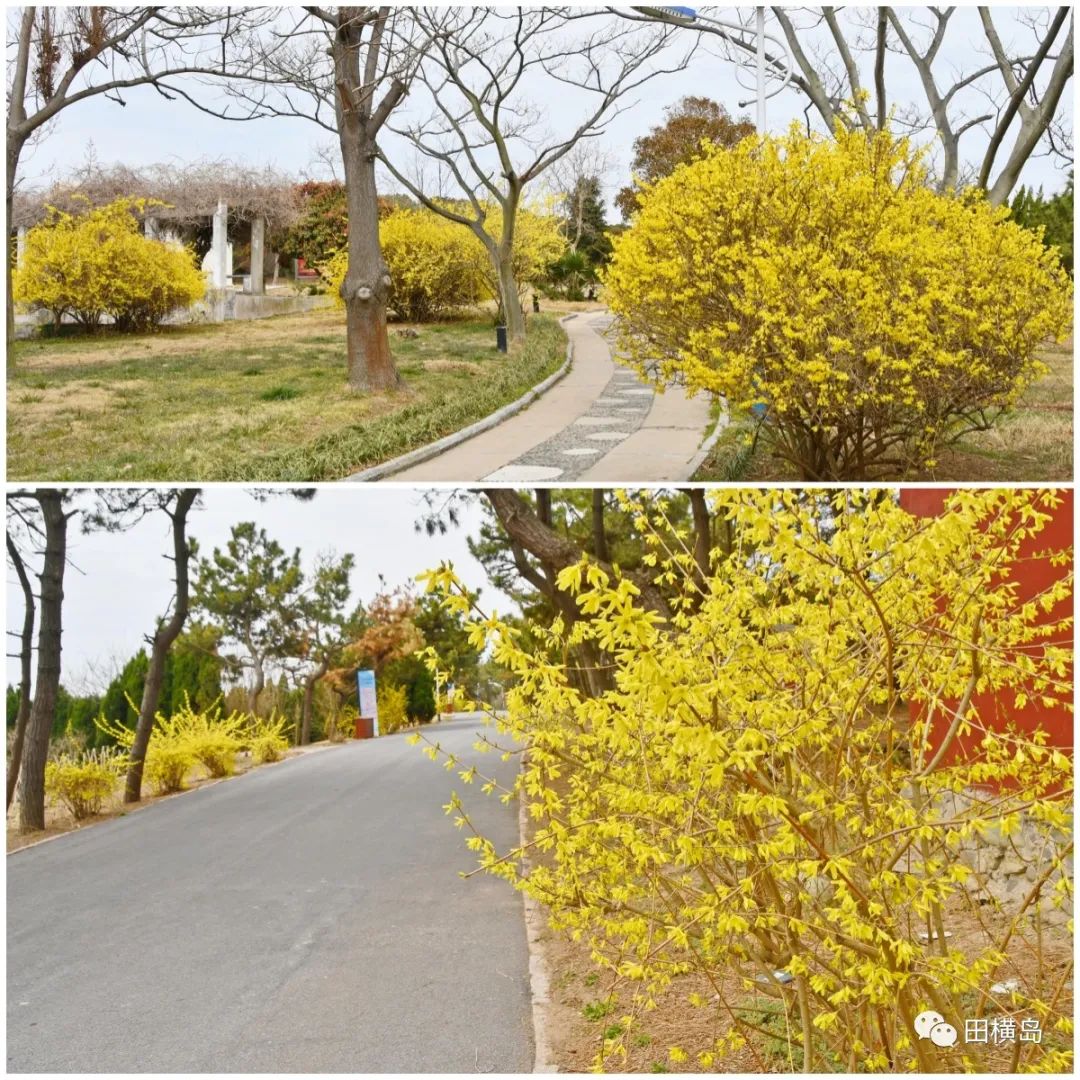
[633,6,698,22]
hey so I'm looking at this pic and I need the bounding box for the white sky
[4,5,1074,690]
[5,488,502,695]
[11,5,1074,208]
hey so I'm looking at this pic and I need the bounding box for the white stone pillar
[144,216,159,241]
[212,198,229,288]
[249,215,265,295]
[16,226,26,268]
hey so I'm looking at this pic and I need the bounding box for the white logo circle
[914,1010,958,1048]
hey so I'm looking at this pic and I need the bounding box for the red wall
[899,489,1074,768]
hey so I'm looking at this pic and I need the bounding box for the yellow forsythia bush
[96,696,246,793]
[176,703,246,777]
[44,748,126,820]
[319,210,485,321]
[326,706,357,743]
[320,204,565,321]
[245,713,291,764]
[14,196,205,332]
[604,127,1073,480]
[418,488,1073,1073]
[384,209,488,321]
[376,683,410,735]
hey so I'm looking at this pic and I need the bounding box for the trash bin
[354,715,375,740]
[496,325,508,353]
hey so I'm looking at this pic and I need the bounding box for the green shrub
[407,669,437,723]
[44,748,125,820]
[1011,174,1074,275]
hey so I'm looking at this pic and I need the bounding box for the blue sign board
[357,669,379,737]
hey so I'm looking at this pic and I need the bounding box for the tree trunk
[484,488,672,618]
[335,17,401,393]
[591,490,608,563]
[247,660,265,716]
[987,22,1074,206]
[683,487,712,610]
[536,488,553,527]
[7,132,26,350]
[300,657,329,745]
[18,491,68,832]
[6,532,35,810]
[124,490,197,803]
[496,248,525,344]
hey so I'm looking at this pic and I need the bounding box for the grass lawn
[7,308,566,481]
[694,338,1073,483]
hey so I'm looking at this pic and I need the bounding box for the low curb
[684,396,730,478]
[345,315,577,482]
[518,778,559,1073]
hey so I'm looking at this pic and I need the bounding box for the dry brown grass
[8,309,566,481]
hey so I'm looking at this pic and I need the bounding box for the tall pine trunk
[247,660,266,716]
[300,657,329,745]
[124,490,197,803]
[18,491,68,832]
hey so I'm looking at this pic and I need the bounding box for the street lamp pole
[630,6,792,135]
[755,7,765,134]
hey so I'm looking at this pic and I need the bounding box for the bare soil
[525,790,1072,1074]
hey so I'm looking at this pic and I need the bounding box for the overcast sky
[11,5,1074,208]
[6,488,503,695]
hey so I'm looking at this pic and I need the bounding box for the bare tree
[6,490,78,832]
[6,530,35,810]
[13,158,303,234]
[379,7,695,344]
[760,6,1073,201]
[5,6,273,346]
[202,7,428,391]
[84,490,201,803]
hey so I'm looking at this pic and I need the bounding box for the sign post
[357,669,379,737]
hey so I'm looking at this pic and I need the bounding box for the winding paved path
[392,313,714,482]
[7,715,531,1073]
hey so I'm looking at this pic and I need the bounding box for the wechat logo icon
[915,1009,958,1048]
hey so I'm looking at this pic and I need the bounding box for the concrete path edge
[518,774,558,1073]
[683,395,730,478]
[345,316,578,483]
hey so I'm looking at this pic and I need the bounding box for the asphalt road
[7,715,533,1073]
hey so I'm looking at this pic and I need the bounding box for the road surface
[7,715,533,1073]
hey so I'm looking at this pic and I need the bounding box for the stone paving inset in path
[386,311,715,483]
